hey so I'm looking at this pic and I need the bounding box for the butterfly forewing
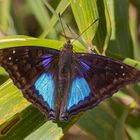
[0,47,59,119]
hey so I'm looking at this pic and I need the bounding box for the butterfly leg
[48,111,56,120]
[59,112,69,121]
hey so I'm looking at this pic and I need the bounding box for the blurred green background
[0,0,140,140]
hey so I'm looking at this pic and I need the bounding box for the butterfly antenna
[66,24,75,38]
[71,18,99,44]
[58,13,68,43]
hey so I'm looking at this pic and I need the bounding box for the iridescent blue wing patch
[42,55,53,68]
[67,77,91,111]
[34,73,55,110]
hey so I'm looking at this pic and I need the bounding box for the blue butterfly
[0,40,140,121]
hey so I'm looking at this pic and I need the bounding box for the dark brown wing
[0,46,59,119]
[66,53,140,119]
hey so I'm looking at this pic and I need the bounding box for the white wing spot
[120,66,124,69]
[122,73,125,76]
[9,57,12,60]
[13,50,16,54]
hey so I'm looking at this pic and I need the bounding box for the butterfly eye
[64,44,73,50]
[69,45,73,49]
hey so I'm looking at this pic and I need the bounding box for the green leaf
[130,0,140,6]
[70,0,99,44]
[0,80,29,124]
[129,1,140,61]
[40,0,70,38]
[0,35,86,52]
[27,0,57,38]
[24,120,78,140]
[126,126,140,140]
[107,0,133,58]
[24,121,64,140]
[70,0,111,54]
[114,108,130,140]
[0,67,9,85]
[93,0,111,54]
[77,102,117,140]
[27,0,50,30]
[126,112,140,140]
[0,0,10,32]
[123,58,140,69]
[77,99,132,140]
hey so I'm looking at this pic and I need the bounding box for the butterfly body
[53,41,74,120]
[0,41,140,121]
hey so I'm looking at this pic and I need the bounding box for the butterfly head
[62,40,73,52]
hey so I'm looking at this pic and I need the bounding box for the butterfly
[0,40,140,121]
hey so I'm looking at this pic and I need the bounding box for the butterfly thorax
[54,42,74,121]
[59,42,73,73]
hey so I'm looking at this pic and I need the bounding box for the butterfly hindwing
[34,72,55,110]
[0,46,59,119]
[66,76,92,111]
